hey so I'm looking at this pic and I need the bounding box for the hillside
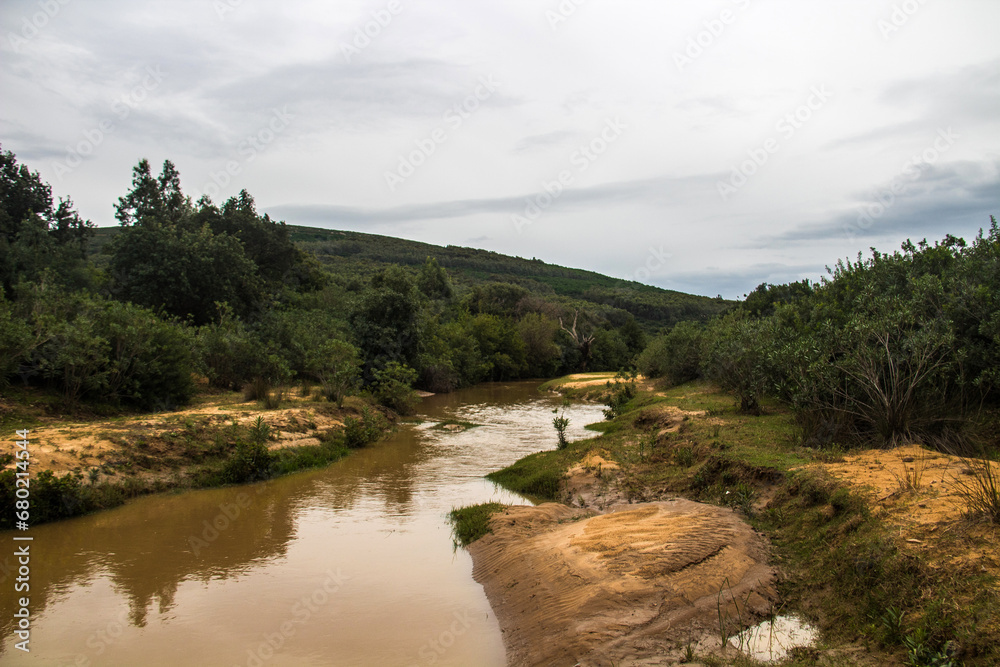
[90,225,732,330]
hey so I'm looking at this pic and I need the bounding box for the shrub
[372,362,419,415]
[553,414,570,449]
[602,371,637,420]
[342,407,389,448]
[637,321,705,386]
[218,417,276,484]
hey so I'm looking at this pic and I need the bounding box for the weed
[903,628,955,667]
[953,455,1000,524]
[682,642,696,663]
[553,414,570,450]
[675,446,695,467]
[724,482,757,517]
[449,502,506,547]
[893,451,927,492]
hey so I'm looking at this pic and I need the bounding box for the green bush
[217,417,276,484]
[372,361,419,415]
[637,321,705,386]
[602,371,638,420]
[342,407,389,448]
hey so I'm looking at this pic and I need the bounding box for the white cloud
[1,0,998,298]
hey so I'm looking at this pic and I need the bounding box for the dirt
[813,443,1000,586]
[1,392,348,482]
[470,499,777,666]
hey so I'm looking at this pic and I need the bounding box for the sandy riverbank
[469,498,778,666]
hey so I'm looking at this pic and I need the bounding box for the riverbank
[0,385,396,527]
[462,376,1000,666]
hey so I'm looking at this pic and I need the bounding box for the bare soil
[814,443,1000,594]
[470,499,777,666]
[1,391,350,483]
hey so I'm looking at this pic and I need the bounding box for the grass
[449,502,507,546]
[486,446,585,502]
[954,454,1000,524]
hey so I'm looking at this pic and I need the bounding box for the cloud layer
[2,0,998,298]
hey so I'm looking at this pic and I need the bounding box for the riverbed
[0,382,606,666]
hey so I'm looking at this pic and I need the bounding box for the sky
[2,0,998,299]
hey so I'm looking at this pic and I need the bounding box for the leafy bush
[637,321,705,386]
[342,407,389,448]
[603,371,638,420]
[553,414,570,449]
[217,417,276,484]
[372,361,419,415]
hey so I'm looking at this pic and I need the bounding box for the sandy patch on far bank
[469,500,777,666]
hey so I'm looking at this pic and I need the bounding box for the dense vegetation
[1,147,728,415]
[639,223,1000,451]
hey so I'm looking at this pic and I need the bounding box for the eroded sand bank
[469,499,777,666]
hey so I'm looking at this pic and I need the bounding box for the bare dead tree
[559,310,596,371]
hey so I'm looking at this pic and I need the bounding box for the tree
[114,159,188,226]
[518,313,561,377]
[470,313,527,380]
[109,220,263,324]
[350,266,421,374]
[0,146,94,295]
[305,338,361,407]
[558,309,596,371]
[417,256,453,300]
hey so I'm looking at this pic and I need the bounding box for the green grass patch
[487,445,585,502]
[449,502,507,546]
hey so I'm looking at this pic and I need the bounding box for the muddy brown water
[1,382,606,666]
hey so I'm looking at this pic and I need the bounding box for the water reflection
[1,381,605,665]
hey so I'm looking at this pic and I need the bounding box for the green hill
[91,225,732,330]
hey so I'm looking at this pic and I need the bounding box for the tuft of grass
[893,450,928,492]
[449,502,506,547]
[954,455,1000,524]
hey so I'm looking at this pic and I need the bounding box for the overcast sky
[2,0,998,298]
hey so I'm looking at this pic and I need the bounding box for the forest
[1,147,726,415]
[3,144,997,455]
[640,222,1000,451]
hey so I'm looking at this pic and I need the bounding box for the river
[1,382,606,666]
